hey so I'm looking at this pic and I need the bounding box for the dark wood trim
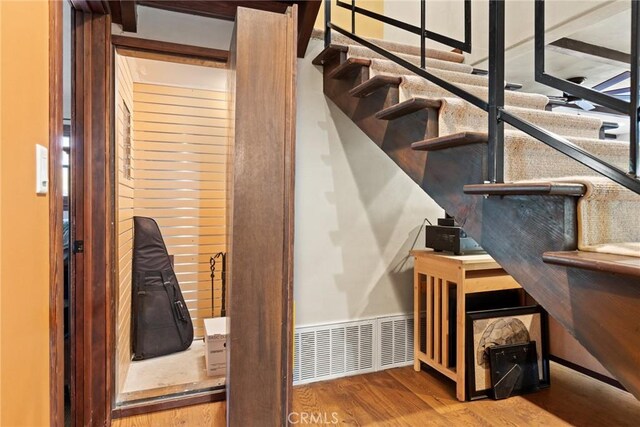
[349,75,402,98]
[120,1,137,32]
[49,1,65,426]
[295,0,321,57]
[70,10,85,425]
[375,97,442,121]
[464,182,586,196]
[71,9,114,426]
[550,356,626,391]
[543,250,640,278]
[327,57,371,80]
[70,0,109,14]
[227,7,297,425]
[138,0,289,20]
[112,34,228,63]
[311,44,348,65]
[548,37,631,67]
[111,389,226,418]
[283,4,297,419]
[411,131,487,151]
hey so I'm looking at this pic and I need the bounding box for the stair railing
[323,0,640,195]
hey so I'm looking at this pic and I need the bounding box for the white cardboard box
[204,317,228,377]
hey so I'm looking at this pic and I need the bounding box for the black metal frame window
[322,0,640,195]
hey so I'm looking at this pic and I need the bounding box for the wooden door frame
[69,5,114,426]
[49,1,65,426]
[65,4,297,426]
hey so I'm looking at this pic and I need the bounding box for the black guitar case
[131,216,194,360]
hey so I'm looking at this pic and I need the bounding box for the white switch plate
[36,144,49,195]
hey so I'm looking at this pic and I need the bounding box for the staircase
[312,33,640,398]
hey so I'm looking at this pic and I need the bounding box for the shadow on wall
[324,99,441,319]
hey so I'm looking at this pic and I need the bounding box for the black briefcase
[131,216,194,360]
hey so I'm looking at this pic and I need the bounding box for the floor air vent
[293,315,414,385]
[293,320,376,385]
[377,315,414,370]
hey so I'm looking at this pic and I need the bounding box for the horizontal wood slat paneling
[133,82,228,337]
[134,83,227,100]
[134,102,230,119]
[115,53,135,395]
[135,140,228,155]
[134,131,227,145]
[135,111,229,128]
[133,92,227,110]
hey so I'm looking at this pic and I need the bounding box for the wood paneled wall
[132,82,229,338]
[115,52,135,394]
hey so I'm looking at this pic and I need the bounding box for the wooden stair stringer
[319,56,640,398]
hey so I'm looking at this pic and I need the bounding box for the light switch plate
[36,144,49,195]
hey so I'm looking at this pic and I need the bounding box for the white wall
[112,5,234,51]
[294,38,444,327]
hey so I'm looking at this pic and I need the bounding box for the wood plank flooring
[112,362,640,426]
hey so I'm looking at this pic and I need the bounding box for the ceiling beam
[138,1,289,21]
[112,34,228,64]
[548,37,631,67]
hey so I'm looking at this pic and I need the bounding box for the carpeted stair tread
[346,45,473,74]
[488,175,639,256]
[328,31,466,63]
[365,58,489,87]
[542,250,640,277]
[401,75,548,109]
[411,130,628,180]
[436,101,602,139]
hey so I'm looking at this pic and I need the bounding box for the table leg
[456,279,466,401]
[414,270,421,372]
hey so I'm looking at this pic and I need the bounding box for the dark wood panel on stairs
[349,75,402,98]
[375,98,441,121]
[543,251,640,278]
[327,57,371,79]
[464,182,586,196]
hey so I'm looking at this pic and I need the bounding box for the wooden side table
[411,250,522,401]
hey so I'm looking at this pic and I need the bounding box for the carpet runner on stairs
[318,33,639,258]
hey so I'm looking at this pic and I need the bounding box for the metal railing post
[421,0,426,68]
[487,0,505,183]
[631,0,640,177]
[325,0,332,47]
[352,0,356,33]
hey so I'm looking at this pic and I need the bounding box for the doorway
[112,51,229,406]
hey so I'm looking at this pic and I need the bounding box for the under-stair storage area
[113,51,230,406]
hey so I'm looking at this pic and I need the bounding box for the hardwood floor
[112,362,640,426]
